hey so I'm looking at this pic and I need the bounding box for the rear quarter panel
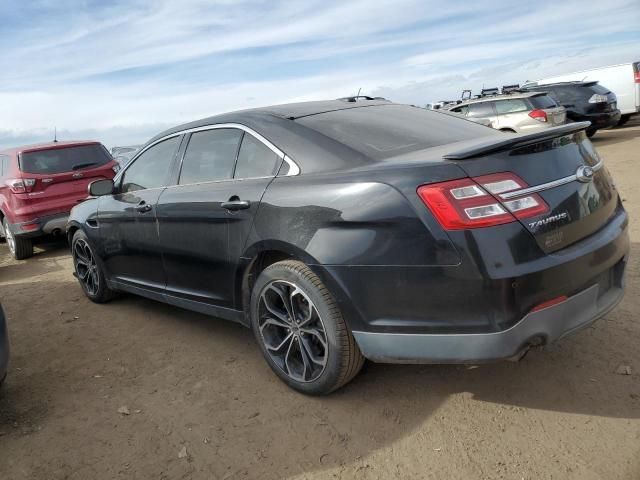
[248,167,463,267]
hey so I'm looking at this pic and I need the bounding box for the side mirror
[88,179,114,196]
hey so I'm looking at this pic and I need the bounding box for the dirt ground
[1,121,639,480]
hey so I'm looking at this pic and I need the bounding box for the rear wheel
[72,230,115,303]
[586,127,597,138]
[250,260,364,395]
[616,114,631,127]
[3,218,33,260]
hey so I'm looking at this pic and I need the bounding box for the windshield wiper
[72,162,98,170]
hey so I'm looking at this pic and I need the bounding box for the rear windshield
[587,83,610,95]
[296,104,493,160]
[20,144,112,174]
[529,95,558,109]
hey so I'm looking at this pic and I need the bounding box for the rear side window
[179,129,243,185]
[19,144,112,174]
[529,95,558,109]
[494,99,529,114]
[451,105,469,115]
[234,134,281,179]
[296,104,492,161]
[467,102,495,118]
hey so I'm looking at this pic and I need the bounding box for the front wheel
[250,260,364,395]
[72,230,115,303]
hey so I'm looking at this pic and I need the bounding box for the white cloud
[0,0,638,149]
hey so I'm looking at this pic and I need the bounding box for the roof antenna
[356,87,362,97]
[53,127,58,143]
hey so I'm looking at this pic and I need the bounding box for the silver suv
[447,92,566,133]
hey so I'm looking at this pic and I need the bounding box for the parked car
[525,62,640,126]
[520,81,621,137]
[0,141,119,259]
[111,145,141,166]
[437,108,492,127]
[446,92,566,133]
[67,100,628,395]
[0,304,8,387]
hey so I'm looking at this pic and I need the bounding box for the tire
[250,260,364,395]
[586,127,597,138]
[3,218,33,260]
[499,128,516,133]
[71,230,115,303]
[616,115,630,127]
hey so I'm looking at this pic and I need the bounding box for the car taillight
[417,172,549,230]
[634,71,640,84]
[588,94,609,103]
[528,109,547,122]
[6,178,36,193]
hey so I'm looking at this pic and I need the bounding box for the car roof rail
[480,87,499,97]
[501,84,521,94]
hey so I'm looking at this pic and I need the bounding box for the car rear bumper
[577,110,622,129]
[353,262,626,363]
[0,305,9,382]
[10,213,69,238]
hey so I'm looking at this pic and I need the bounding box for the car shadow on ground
[0,246,637,479]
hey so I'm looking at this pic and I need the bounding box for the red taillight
[528,109,547,122]
[531,295,568,313]
[417,172,549,230]
[6,178,35,194]
[634,71,640,83]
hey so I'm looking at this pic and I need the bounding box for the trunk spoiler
[443,121,591,160]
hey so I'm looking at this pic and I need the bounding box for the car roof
[146,99,391,145]
[0,140,101,156]
[451,92,545,108]
[522,81,599,89]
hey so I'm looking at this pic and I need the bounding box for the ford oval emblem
[576,165,594,183]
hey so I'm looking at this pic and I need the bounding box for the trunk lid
[444,123,618,253]
[19,143,116,216]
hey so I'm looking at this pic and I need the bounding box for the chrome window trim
[116,122,300,185]
[499,159,604,200]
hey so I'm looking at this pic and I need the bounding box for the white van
[526,62,640,125]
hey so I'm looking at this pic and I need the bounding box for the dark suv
[521,81,621,137]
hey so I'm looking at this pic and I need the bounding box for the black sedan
[67,99,628,395]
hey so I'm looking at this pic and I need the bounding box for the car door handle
[221,199,250,211]
[135,202,152,213]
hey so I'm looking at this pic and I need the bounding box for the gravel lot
[1,121,639,480]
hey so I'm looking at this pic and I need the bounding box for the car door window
[495,99,529,114]
[233,133,281,179]
[467,102,494,118]
[121,136,181,193]
[179,129,243,185]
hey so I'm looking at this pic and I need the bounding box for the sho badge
[529,212,569,230]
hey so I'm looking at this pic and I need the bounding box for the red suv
[0,141,119,259]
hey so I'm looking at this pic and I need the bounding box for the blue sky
[0,0,638,149]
